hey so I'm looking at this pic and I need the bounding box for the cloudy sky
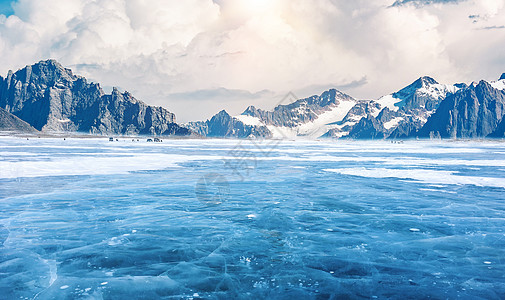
[0,0,504,122]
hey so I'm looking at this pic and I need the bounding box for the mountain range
[187,74,505,139]
[0,59,504,139]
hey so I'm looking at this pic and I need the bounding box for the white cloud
[0,0,504,122]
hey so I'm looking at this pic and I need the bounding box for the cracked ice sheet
[1,137,505,299]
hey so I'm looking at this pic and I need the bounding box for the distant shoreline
[0,130,205,140]
[1,131,504,143]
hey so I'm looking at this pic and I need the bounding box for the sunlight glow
[240,0,272,13]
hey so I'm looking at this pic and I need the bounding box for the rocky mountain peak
[417,76,438,87]
[0,60,189,136]
[315,89,352,107]
[500,73,505,81]
[393,76,438,99]
[185,108,271,138]
[242,106,258,117]
[419,79,505,138]
[15,59,77,86]
[215,110,231,118]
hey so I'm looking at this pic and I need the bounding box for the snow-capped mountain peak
[376,76,462,113]
[490,74,505,91]
[238,89,358,138]
[385,76,438,104]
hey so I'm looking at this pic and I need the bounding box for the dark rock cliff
[0,60,190,136]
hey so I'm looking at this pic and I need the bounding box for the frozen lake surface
[0,137,504,299]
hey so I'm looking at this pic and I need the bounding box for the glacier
[0,137,505,299]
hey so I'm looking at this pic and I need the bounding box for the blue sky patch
[0,0,14,16]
